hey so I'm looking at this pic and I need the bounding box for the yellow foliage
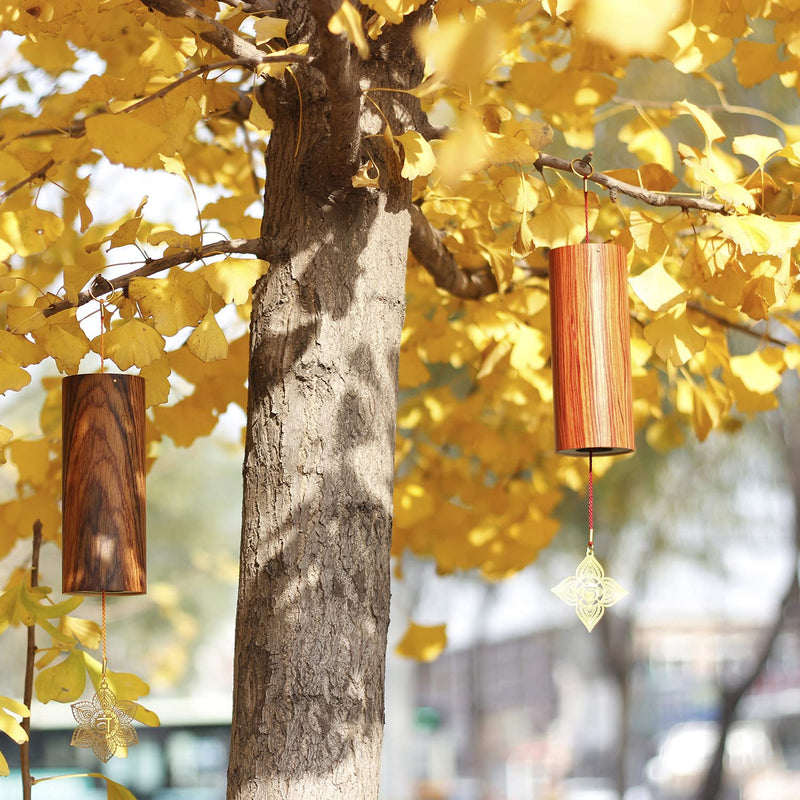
[395,622,447,661]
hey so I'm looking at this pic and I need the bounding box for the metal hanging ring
[87,276,117,303]
[570,157,595,180]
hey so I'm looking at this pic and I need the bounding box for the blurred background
[2,397,800,800]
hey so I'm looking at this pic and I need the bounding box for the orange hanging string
[101,589,107,677]
[99,300,106,375]
[584,176,590,244]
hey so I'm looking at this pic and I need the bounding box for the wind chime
[549,159,633,632]
[62,285,146,761]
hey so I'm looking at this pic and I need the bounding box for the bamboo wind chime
[62,288,146,761]
[549,160,634,632]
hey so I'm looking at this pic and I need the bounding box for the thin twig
[44,237,268,317]
[0,160,55,203]
[687,301,792,348]
[20,520,43,800]
[535,152,730,214]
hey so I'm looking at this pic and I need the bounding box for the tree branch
[408,204,499,299]
[687,301,792,348]
[535,152,730,215]
[0,160,54,203]
[308,0,362,189]
[140,0,273,64]
[44,237,266,317]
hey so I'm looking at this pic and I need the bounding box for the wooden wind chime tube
[549,242,635,456]
[62,374,147,595]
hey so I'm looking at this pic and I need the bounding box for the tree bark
[226,51,411,800]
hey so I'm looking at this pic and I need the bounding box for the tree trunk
[226,72,411,796]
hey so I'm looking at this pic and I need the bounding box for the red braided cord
[588,451,593,547]
[584,179,590,244]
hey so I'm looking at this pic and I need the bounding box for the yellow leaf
[577,0,684,56]
[643,304,706,366]
[129,276,205,336]
[0,695,29,744]
[732,134,783,167]
[256,44,309,79]
[675,99,725,145]
[60,616,102,649]
[496,175,539,214]
[0,425,12,464]
[92,319,165,370]
[85,114,169,168]
[729,349,784,394]
[434,114,490,185]
[187,309,229,362]
[363,0,426,25]
[202,258,269,305]
[629,261,688,312]
[525,182,599,249]
[32,319,91,374]
[0,358,32,394]
[395,622,447,661]
[9,439,51,485]
[415,13,508,96]
[0,208,64,257]
[254,16,289,44]
[84,654,158,724]
[152,395,219,447]
[717,214,800,258]
[734,40,781,88]
[35,649,86,703]
[139,354,172,407]
[104,777,139,800]
[328,1,369,59]
[85,197,148,253]
[0,749,8,776]
[393,130,435,180]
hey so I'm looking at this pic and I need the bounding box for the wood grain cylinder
[62,374,146,595]
[549,243,635,456]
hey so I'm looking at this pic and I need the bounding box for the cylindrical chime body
[62,374,146,595]
[549,243,635,456]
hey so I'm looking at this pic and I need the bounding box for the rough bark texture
[227,3,425,797]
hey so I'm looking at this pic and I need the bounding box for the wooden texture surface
[549,243,635,456]
[62,374,146,595]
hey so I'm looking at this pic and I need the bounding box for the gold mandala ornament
[71,675,138,762]
[551,545,628,632]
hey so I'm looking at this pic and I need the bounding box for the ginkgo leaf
[0,696,30,744]
[729,349,784,394]
[734,40,781,88]
[675,99,725,144]
[643,304,706,366]
[396,131,436,179]
[363,0,427,25]
[732,134,783,167]
[60,615,102,649]
[139,354,172,407]
[629,261,688,312]
[129,276,205,336]
[577,0,683,55]
[395,622,447,661]
[85,115,168,168]
[717,214,800,258]
[35,649,86,703]
[202,258,269,305]
[0,208,64,257]
[187,309,229,362]
[496,175,539,213]
[254,16,289,44]
[9,439,50,486]
[0,358,32,394]
[92,320,165,371]
[328,1,369,59]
